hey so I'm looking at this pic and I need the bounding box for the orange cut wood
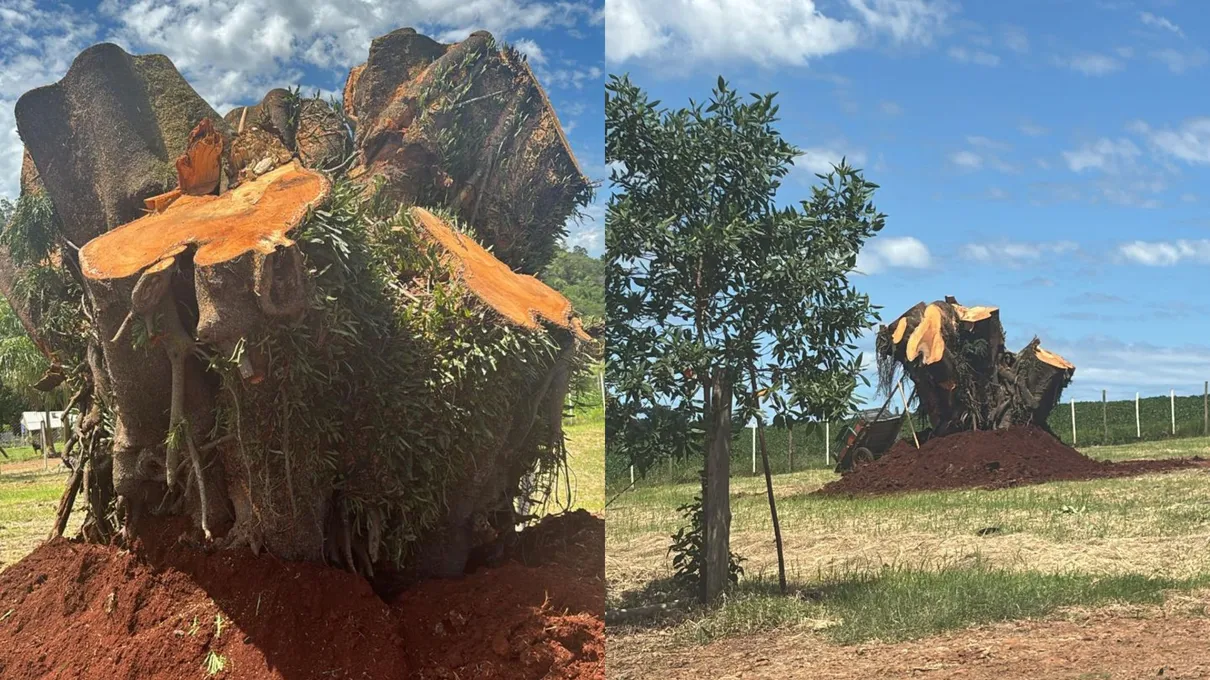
[1035,346,1074,370]
[143,189,182,213]
[891,317,908,344]
[409,207,588,339]
[175,117,223,196]
[80,161,329,281]
[905,303,945,365]
[952,304,998,323]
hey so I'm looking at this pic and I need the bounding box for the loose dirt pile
[0,511,603,680]
[817,426,1207,496]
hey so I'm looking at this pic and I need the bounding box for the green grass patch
[675,565,1209,646]
[0,468,70,571]
[562,407,604,514]
[1,445,42,465]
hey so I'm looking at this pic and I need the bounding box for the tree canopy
[605,73,886,600]
[542,244,605,320]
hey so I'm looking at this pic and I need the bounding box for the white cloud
[959,240,1078,265]
[794,147,868,175]
[855,236,931,274]
[604,0,950,66]
[966,135,1009,150]
[1061,138,1140,173]
[1152,48,1208,73]
[879,100,902,116]
[1062,53,1123,76]
[1018,121,1048,137]
[1140,11,1183,37]
[513,37,547,64]
[948,46,999,66]
[948,150,982,169]
[1131,118,1210,165]
[97,0,595,109]
[1117,239,1210,266]
[0,1,100,201]
[1001,25,1028,54]
[0,0,600,201]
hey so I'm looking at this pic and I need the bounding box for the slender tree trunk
[702,373,732,603]
[749,370,786,595]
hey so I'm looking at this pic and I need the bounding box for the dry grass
[607,436,1210,647]
[0,468,77,572]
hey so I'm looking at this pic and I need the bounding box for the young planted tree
[606,75,884,602]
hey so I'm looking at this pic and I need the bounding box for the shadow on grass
[609,563,1210,646]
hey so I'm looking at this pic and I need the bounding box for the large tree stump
[4,30,589,582]
[877,297,1074,437]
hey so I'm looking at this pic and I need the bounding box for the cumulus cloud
[1018,120,1047,137]
[958,240,1078,266]
[604,0,950,66]
[794,147,868,176]
[1152,48,1208,73]
[1061,52,1122,76]
[1140,11,1183,37]
[1061,137,1140,173]
[0,0,601,202]
[854,235,931,274]
[1117,239,1210,266]
[948,46,999,66]
[949,150,982,169]
[1131,118,1210,165]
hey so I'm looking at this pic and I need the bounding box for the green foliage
[0,192,57,267]
[605,73,884,474]
[1047,391,1210,446]
[668,487,744,592]
[541,245,604,320]
[214,180,569,564]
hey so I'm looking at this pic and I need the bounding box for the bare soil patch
[608,593,1210,679]
[818,426,1209,496]
[0,511,603,680]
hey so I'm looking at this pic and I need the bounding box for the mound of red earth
[817,426,1207,496]
[0,510,603,680]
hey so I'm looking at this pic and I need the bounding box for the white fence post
[1070,398,1076,446]
[1135,392,1141,438]
[630,465,635,486]
[824,419,830,465]
[1171,389,1176,435]
[751,423,756,475]
[599,370,606,407]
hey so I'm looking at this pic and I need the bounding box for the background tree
[542,245,605,320]
[605,75,884,602]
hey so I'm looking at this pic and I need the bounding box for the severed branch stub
[79,149,330,543]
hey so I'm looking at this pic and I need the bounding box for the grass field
[607,437,1210,647]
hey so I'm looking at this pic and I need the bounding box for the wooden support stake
[824,420,830,465]
[1136,392,1141,439]
[899,380,920,449]
[1070,398,1077,446]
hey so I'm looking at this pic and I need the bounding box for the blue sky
[607,0,1210,402]
[0,0,605,250]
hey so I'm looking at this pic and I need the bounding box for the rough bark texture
[703,376,732,602]
[345,28,591,273]
[876,298,1075,439]
[5,30,588,582]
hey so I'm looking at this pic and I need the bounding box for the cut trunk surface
[877,297,1074,438]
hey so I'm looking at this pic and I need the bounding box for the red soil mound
[817,426,1208,496]
[0,510,603,680]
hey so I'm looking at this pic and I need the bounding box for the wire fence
[605,383,1210,491]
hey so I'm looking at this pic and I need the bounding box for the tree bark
[703,373,732,603]
[749,370,786,595]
